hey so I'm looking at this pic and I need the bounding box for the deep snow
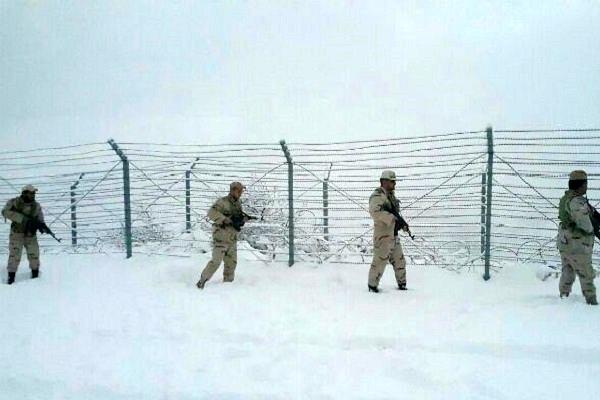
[1,254,599,399]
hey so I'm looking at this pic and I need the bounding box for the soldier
[368,170,410,293]
[196,182,249,289]
[557,170,597,305]
[2,185,45,285]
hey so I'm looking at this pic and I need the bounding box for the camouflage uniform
[198,194,243,285]
[557,171,596,303]
[368,186,407,288]
[2,196,44,273]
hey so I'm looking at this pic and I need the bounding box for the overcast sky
[2,0,600,149]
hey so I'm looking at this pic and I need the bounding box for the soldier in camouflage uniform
[367,170,410,293]
[2,185,45,285]
[557,170,597,305]
[196,182,248,289]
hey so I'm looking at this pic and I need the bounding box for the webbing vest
[558,190,590,235]
[8,197,41,234]
[224,195,242,218]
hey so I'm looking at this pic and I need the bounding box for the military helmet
[21,184,38,193]
[380,170,396,181]
[230,181,245,190]
[569,170,588,181]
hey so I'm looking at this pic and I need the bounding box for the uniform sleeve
[369,191,395,225]
[36,204,45,223]
[569,197,594,234]
[1,199,25,224]
[207,198,229,225]
[393,197,403,217]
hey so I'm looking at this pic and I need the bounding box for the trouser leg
[559,254,576,295]
[368,236,393,287]
[570,254,596,299]
[7,232,24,273]
[390,237,407,286]
[223,241,238,282]
[200,243,227,284]
[24,235,40,271]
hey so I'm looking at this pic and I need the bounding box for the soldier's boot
[560,291,570,298]
[7,272,15,285]
[196,279,206,290]
[31,270,39,279]
[585,295,598,306]
[223,272,235,283]
[368,285,379,293]
[398,282,407,291]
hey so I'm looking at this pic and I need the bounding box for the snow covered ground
[1,253,599,399]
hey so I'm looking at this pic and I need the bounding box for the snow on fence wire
[1,128,600,277]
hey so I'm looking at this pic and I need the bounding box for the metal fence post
[483,126,494,280]
[108,139,133,259]
[323,180,329,242]
[323,163,332,242]
[70,173,84,247]
[185,158,199,233]
[279,140,294,266]
[480,171,486,260]
[185,170,192,233]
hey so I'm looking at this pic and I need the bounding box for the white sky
[2,0,600,148]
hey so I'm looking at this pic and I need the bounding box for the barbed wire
[0,129,599,272]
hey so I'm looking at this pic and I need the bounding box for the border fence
[1,127,600,278]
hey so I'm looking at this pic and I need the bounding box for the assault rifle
[382,203,414,240]
[10,205,62,243]
[38,221,62,243]
[230,212,258,232]
[25,218,62,243]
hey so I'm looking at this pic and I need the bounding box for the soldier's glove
[221,217,232,227]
